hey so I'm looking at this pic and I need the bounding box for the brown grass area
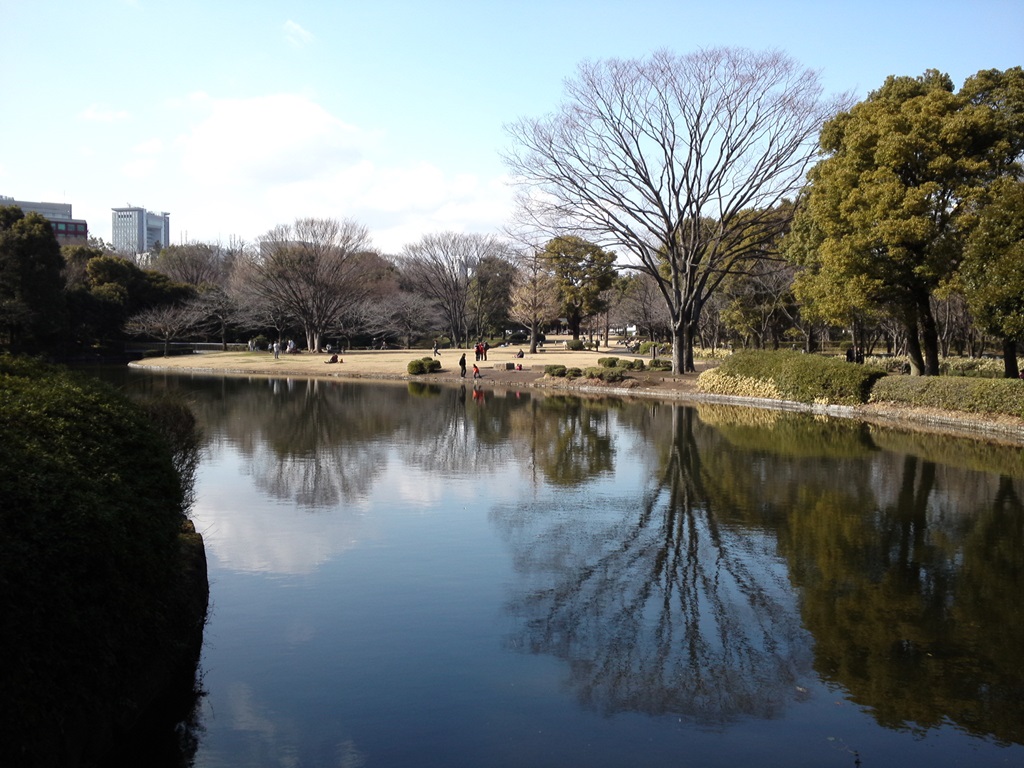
[131,345,705,394]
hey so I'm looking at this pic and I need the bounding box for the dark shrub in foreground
[0,356,203,766]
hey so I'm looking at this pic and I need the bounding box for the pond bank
[131,349,1024,447]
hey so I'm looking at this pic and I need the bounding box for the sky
[1,0,1021,254]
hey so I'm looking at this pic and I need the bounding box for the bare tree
[149,241,233,288]
[363,291,442,348]
[124,302,203,356]
[619,270,672,345]
[399,232,507,349]
[509,249,560,353]
[243,218,374,352]
[505,47,842,372]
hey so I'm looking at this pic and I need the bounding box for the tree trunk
[1002,337,1020,379]
[904,317,926,376]
[918,296,941,376]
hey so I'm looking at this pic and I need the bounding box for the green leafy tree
[0,206,67,351]
[541,236,616,340]
[958,178,1024,377]
[789,69,1015,375]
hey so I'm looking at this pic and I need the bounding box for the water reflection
[118,370,1024,758]
[496,404,813,723]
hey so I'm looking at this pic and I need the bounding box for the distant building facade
[0,195,89,246]
[111,206,170,255]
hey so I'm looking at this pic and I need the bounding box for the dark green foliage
[717,350,886,405]
[0,356,200,764]
[648,358,672,371]
[622,358,646,371]
[584,366,626,382]
[544,364,568,377]
[597,357,620,368]
[566,367,584,378]
[871,375,1024,418]
[0,207,67,351]
[565,339,586,351]
[407,357,441,375]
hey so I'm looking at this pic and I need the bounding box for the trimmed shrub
[870,375,1024,418]
[407,357,441,375]
[566,367,584,378]
[648,358,672,371]
[565,339,585,351]
[544,364,568,377]
[583,366,626,382]
[597,357,620,368]
[700,350,885,405]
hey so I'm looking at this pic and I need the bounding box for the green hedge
[870,375,1024,418]
[583,366,626,382]
[700,350,886,405]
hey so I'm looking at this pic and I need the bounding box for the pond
[121,369,1023,767]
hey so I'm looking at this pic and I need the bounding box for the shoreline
[130,348,1024,447]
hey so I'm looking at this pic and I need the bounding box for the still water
[124,370,1023,767]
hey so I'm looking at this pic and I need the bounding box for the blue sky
[1,0,1021,253]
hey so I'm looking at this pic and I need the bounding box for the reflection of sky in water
[173,379,1024,768]
[193,442,527,576]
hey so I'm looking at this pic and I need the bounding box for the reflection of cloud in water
[218,681,367,766]
[192,452,370,575]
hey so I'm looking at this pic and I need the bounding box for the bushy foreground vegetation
[697,350,1024,419]
[870,375,1024,419]
[0,356,206,766]
[697,350,887,406]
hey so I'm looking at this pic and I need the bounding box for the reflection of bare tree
[498,404,813,723]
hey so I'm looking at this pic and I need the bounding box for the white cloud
[177,92,365,186]
[132,137,164,154]
[163,91,513,251]
[78,103,130,122]
[283,20,313,48]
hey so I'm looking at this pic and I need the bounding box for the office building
[0,195,89,246]
[111,206,170,255]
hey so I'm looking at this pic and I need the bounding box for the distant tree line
[1,54,1020,376]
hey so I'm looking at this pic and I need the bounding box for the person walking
[273,341,280,360]
[432,340,440,357]
[459,353,467,378]
[472,363,481,379]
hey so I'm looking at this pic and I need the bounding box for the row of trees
[505,49,1023,377]
[2,50,1020,375]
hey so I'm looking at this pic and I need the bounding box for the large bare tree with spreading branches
[504,47,843,372]
[399,232,509,349]
[242,217,374,352]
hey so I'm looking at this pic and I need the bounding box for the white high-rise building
[111,206,170,254]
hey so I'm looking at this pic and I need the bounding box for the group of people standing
[474,341,489,361]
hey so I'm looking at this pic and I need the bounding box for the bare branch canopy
[504,47,845,372]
